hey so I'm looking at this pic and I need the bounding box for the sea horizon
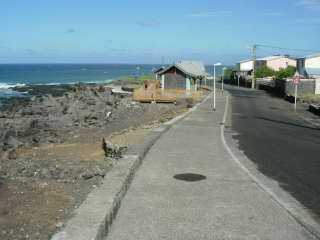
[0,63,224,98]
[0,63,160,91]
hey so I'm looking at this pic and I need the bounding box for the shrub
[275,66,296,80]
[255,66,275,78]
[223,68,235,81]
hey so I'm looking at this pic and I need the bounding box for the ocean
[0,63,219,98]
[0,64,162,97]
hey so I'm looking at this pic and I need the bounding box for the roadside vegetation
[255,66,296,79]
[223,68,235,81]
[255,66,275,78]
[276,66,296,79]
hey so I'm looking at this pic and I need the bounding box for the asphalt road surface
[227,85,320,223]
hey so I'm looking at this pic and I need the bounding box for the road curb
[51,93,211,240]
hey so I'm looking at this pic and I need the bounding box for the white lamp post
[213,62,222,111]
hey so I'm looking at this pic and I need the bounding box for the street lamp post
[213,62,222,111]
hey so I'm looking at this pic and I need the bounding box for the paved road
[226,85,320,223]
[106,92,314,240]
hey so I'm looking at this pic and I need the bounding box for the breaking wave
[0,83,26,89]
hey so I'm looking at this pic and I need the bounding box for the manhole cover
[173,173,206,182]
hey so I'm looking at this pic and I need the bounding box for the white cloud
[109,48,129,53]
[65,28,76,34]
[25,49,37,55]
[295,17,320,24]
[186,10,232,18]
[263,12,284,17]
[296,0,320,9]
[136,19,160,28]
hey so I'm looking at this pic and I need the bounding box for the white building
[305,54,320,78]
[239,59,265,72]
[261,55,296,71]
[239,55,296,73]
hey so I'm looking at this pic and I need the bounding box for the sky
[0,0,320,65]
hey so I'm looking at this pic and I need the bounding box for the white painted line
[220,93,320,240]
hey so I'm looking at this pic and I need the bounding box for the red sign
[293,75,300,85]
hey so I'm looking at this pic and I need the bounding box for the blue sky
[0,0,320,64]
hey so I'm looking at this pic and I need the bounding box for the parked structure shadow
[254,116,320,131]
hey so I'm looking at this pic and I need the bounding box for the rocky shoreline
[1,84,123,157]
[0,81,199,240]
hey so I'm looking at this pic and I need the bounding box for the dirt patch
[0,180,78,240]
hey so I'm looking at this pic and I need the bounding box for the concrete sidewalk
[106,93,314,240]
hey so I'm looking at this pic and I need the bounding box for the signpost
[293,71,301,112]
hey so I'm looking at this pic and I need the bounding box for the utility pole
[252,44,257,89]
[213,65,216,111]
